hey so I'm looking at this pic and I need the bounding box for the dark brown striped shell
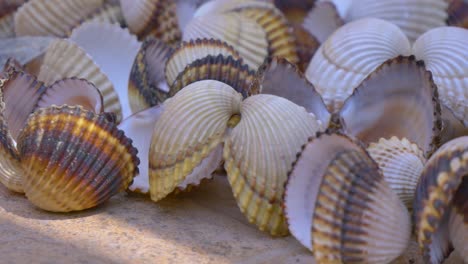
[18,105,139,212]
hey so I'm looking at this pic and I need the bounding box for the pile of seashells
[0,0,467,263]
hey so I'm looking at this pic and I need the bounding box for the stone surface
[0,175,464,263]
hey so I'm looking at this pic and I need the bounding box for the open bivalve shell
[70,22,142,120]
[37,39,122,122]
[128,37,172,113]
[414,136,468,263]
[285,133,411,263]
[19,105,139,212]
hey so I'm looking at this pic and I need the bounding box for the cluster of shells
[0,0,467,263]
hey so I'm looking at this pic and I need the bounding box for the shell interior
[302,1,344,43]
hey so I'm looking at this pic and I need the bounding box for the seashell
[182,12,269,70]
[447,0,468,28]
[414,136,468,263]
[440,104,468,144]
[193,0,273,17]
[305,18,411,112]
[118,105,164,194]
[224,94,323,236]
[326,0,449,43]
[170,54,256,98]
[165,38,241,88]
[412,26,468,127]
[302,1,344,43]
[252,57,330,128]
[84,2,125,27]
[0,70,47,193]
[119,0,181,44]
[128,37,173,113]
[285,133,411,263]
[0,36,56,70]
[70,22,142,120]
[338,56,442,157]
[149,80,242,202]
[35,78,104,114]
[14,0,105,37]
[37,39,121,121]
[291,24,320,72]
[18,105,139,212]
[273,0,315,24]
[367,136,426,208]
[0,0,26,38]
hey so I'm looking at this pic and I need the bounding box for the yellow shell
[19,105,139,212]
[224,93,323,236]
[149,80,242,202]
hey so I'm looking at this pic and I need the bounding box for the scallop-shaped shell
[35,78,104,114]
[193,0,273,17]
[128,37,173,113]
[440,105,468,144]
[302,1,343,43]
[0,0,26,38]
[0,37,56,70]
[149,80,242,202]
[118,105,164,194]
[328,0,449,43]
[292,24,319,72]
[252,57,330,127]
[14,0,105,37]
[412,27,468,126]
[414,136,468,263]
[170,54,256,98]
[367,137,426,208]
[70,22,142,120]
[119,0,181,44]
[183,12,268,70]
[285,133,410,263]
[85,2,125,26]
[37,39,121,121]
[165,39,241,87]
[339,56,441,157]
[305,18,411,112]
[18,105,139,212]
[224,94,322,236]
[447,0,468,28]
[273,0,315,24]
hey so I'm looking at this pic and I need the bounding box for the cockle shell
[414,136,468,263]
[447,0,468,27]
[149,80,242,201]
[183,12,268,70]
[224,94,323,236]
[367,137,426,208]
[0,37,56,70]
[305,18,411,112]
[165,38,241,88]
[18,105,139,212]
[170,54,256,98]
[302,1,344,43]
[119,0,181,44]
[291,24,319,72]
[193,0,273,17]
[14,0,105,37]
[285,133,411,263]
[128,37,173,113]
[37,39,121,121]
[84,2,125,27]
[273,0,315,24]
[70,22,142,120]
[338,56,442,157]
[0,0,26,38]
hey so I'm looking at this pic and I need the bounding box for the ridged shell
[118,105,164,194]
[36,78,104,114]
[37,39,121,121]
[0,70,47,193]
[440,104,468,144]
[14,0,105,37]
[84,2,125,26]
[128,37,173,113]
[273,0,315,24]
[292,24,319,72]
[119,0,181,44]
[18,105,139,212]
[193,0,273,17]
[0,37,55,69]
[414,136,468,263]
[0,0,25,38]
[367,137,426,208]
[170,54,255,98]
[252,57,330,127]
[224,94,323,236]
[302,1,344,43]
[339,56,442,157]
[412,27,468,126]
[447,0,468,27]
[328,0,449,43]
[165,39,241,87]
[149,80,242,202]
[183,13,268,71]
[70,22,141,120]
[306,18,411,112]
[285,133,410,263]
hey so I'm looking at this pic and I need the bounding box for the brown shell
[170,54,256,98]
[128,37,173,113]
[273,0,315,24]
[447,0,468,28]
[18,105,139,212]
[292,24,319,72]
